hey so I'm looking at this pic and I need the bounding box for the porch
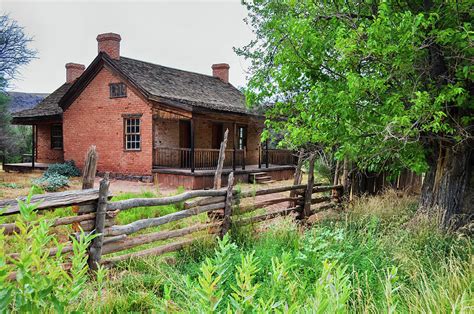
[152,147,297,189]
[2,162,50,172]
[153,147,297,172]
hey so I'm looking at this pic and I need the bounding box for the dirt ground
[0,165,298,201]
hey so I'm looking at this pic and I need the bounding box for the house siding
[36,122,64,163]
[63,66,153,176]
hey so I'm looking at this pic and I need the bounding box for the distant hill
[6,91,49,113]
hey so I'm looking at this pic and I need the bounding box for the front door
[179,120,191,167]
[211,123,223,149]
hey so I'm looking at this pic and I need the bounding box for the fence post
[289,150,304,209]
[88,173,110,270]
[213,129,228,189]
[220,172,234,238]
[303,153,315,218]
[82,146,98,190]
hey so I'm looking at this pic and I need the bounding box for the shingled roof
[13,53,255,124]
[113,56,251,114]
[11,83,71,123]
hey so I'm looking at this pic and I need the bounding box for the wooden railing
[261,149,297,167]
[1,174,343,270]
[153,147,245,171]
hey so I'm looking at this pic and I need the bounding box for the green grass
[71,190,473,313]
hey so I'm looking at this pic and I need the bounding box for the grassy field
[1,169,472,312]
[70,190,472,313]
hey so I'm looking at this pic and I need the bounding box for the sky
[1,0,255,93]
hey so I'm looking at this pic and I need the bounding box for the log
[102,222,221,255]
[294,184,343,195]
[303,154,316,218]
[237,184,308,199]
[220,172,234,237]
[76,218,115,232]
[0,212,98,235]
[101,237,204,265]
[88,174,110,270]
[0,189,101,216]
[107,189,227,211]
[234,197,302,215]
[104,202,225,237]
[184,196,226,209]
[213,129,228,189]
[310,202,338,213]
[82,145,98,190]
[235,206,301,226]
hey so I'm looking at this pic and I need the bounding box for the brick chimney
[65,63,85,83]
[97,33,121,59]
[212,63,230,83]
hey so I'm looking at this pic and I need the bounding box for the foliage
[30,161,81,192]
[0,14,36,161]
[45,160,81,178]
[71,191,472,312]
[0,190,96,312]
[32,173,69,192]
[236,0,473,174]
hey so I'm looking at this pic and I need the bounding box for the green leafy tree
[236,0,473,228]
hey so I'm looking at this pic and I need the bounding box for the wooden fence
[0,173,342,270]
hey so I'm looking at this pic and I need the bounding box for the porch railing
[153,147,296,172]
[153,148,245,171]
[262,149,298,166]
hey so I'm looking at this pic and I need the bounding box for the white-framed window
[124,117,141,151]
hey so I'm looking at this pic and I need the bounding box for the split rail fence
[0,174,342,271]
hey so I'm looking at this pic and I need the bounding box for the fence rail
[1,174,343,270]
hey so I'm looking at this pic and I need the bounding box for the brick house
[10,33,295,189]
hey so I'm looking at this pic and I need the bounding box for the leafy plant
[44,160,81,178]
[32,173,69,192]
[0,190,96,312]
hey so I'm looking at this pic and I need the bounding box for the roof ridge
[119,56,228,82]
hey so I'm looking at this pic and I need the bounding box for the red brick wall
[36,122,64,163]
[63,66,153,175]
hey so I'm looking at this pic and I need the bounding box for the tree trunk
[419,142,473,229]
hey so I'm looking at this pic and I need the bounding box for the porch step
[250,172,275,184]
[250,172,267,178]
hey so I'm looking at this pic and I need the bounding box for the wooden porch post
[242,146,246,170]
[265,139,269,168]
[232,122,236,171]
[190,118,195,173]
[31,124,35,169]
[258,143,261,169]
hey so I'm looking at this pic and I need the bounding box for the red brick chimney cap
[212,63,230,69]
[65,63,85,70]
[96,33,121,42]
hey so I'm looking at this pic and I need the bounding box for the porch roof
[11,83,71,124]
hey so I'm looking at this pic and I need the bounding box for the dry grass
[0,167,83,200]
[349,189,419,220]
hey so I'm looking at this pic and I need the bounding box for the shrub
[0,191,96,312]
[45,160,81,178]
[32,173,69,192]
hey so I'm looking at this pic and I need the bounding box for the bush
[0,191,96,312]
[32,173,69,192]
[45,160,81,178]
